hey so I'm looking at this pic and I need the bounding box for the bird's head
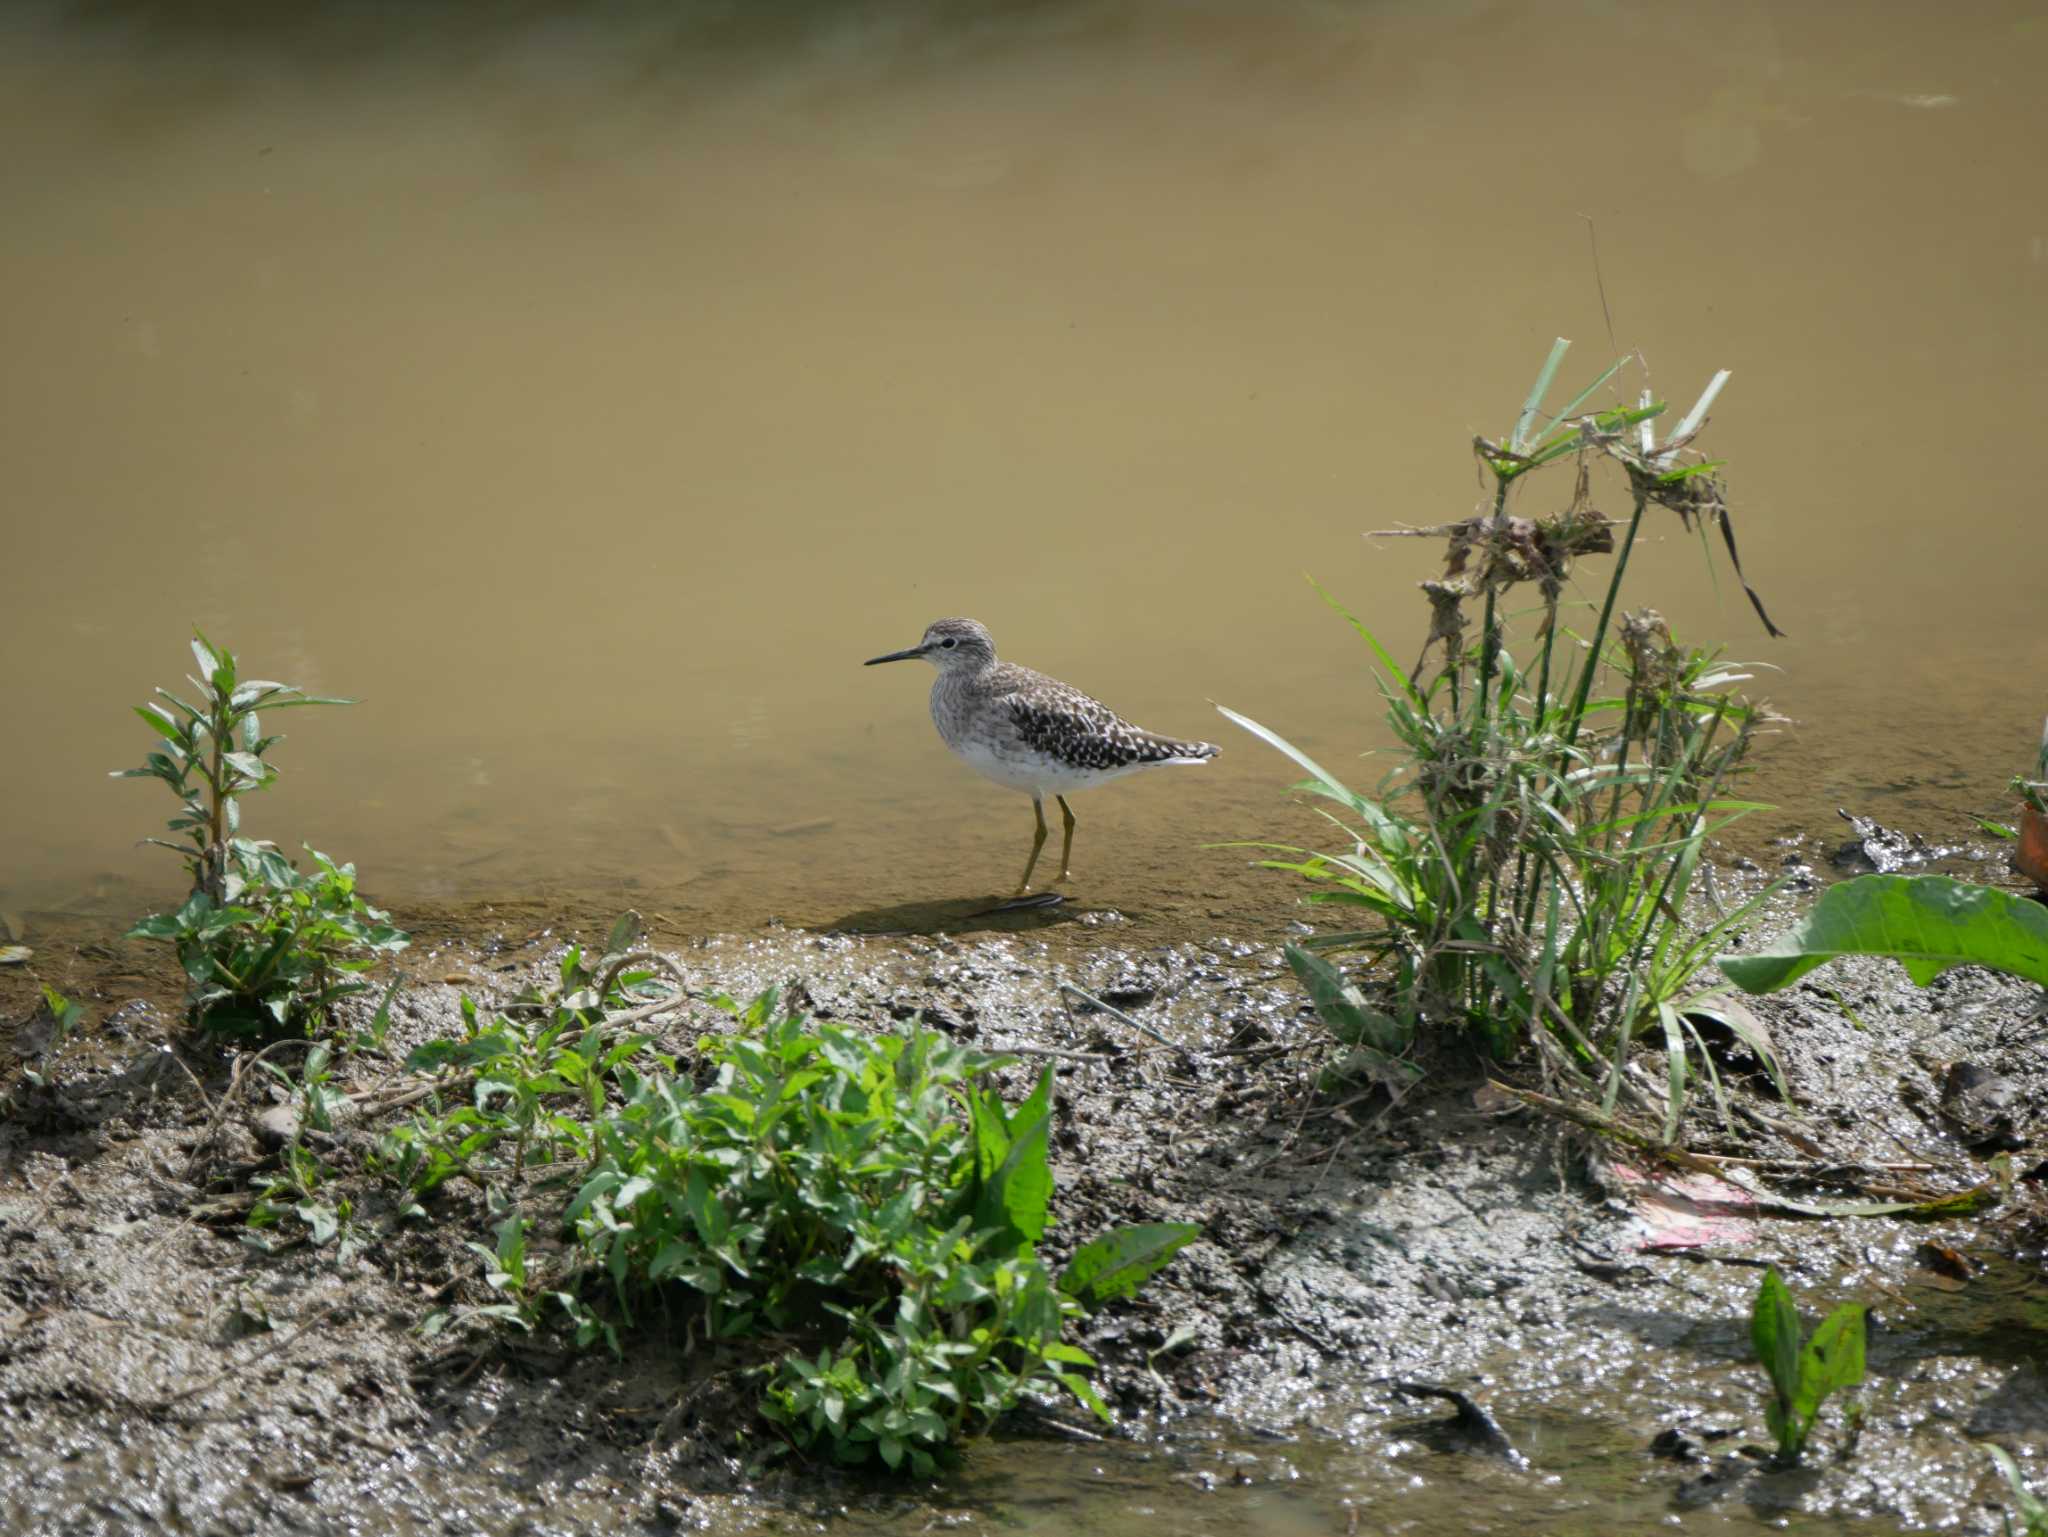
[864,617,997,672]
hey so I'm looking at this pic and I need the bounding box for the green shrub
[116,632,407,1035]
[377,924,1195,1469]
[1223,346,1785,1134]
[558,992,1193,1472]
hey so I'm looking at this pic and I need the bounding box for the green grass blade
[1656,1001,1686,1144]
[1540,354,1630,440]
[1665,369,1732,453]
[1512,338,1572,453]
[1310,577,1427,709]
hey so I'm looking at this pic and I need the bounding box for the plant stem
[206,707,229,904]
[1471,477,1512,724]
[1563,480,1649,753]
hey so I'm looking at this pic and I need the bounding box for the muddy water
[4,0,2045,940]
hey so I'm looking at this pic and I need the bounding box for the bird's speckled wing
[993,665,1218,773]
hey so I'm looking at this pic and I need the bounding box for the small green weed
[236,1040,363,1255]
[248,1141,358,1256]
[117,632,408,1035]
[1750,1267,1866,1464]
[20,985,85,1090]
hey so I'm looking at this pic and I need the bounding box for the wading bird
[864,618,1219,895]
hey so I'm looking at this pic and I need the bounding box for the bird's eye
[941,637,957,649]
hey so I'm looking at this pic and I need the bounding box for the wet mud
[4,857,2047,1536]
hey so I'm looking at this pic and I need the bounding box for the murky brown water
[5,0,2045,941]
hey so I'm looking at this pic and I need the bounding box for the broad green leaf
[968,1085,1010,1187]
[1057,1371,1112,1423]
[1751,1268,1802,1404]
[1285,944,1408,1053]
[1679,995,1789,1101]
[605,909,645,958]
[1010,1061,1053,1142]
[1793,1303,1866,1424]
[1718,874,2048,993]
[1058,1221,1201,1309]
[296,1201,338,1244]
[990,1102,1052,1244]
[191,635,222,686]
[133,703,182,741]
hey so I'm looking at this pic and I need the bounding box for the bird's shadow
[808,893,1085,938]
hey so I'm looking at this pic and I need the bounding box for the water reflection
[3,0,2043,935]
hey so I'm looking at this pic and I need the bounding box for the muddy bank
[3,863,2046,1536]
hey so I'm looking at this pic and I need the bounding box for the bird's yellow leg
[1054,795,1076,883]
[1014,795,1049,896]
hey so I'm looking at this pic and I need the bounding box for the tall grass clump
[1225,344,1786,1136]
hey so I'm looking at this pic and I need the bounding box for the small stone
[251,1104,302,1149]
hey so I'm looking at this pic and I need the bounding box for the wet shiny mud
[5,887,2047,1536]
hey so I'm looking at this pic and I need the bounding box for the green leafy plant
[377,922,669,1194]
[1989,1445,2048,1537]
[1222,346,1784,1134]
[1750,1267,1866,1464]
[248,1141,358,1255]
[18,985,85,1091]
[552,993,1192,1472]
[369,923,1194,1471]
[1718,873,2048,994]
[117,632,408,1034]
[238,1041,366,1255]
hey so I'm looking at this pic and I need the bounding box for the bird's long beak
[863,644,927,666]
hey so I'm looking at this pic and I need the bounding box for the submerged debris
[1831,808,1963,873]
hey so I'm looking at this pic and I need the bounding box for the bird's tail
[1139,734,1220,765]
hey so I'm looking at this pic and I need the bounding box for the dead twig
[1056,983,1196,1060]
